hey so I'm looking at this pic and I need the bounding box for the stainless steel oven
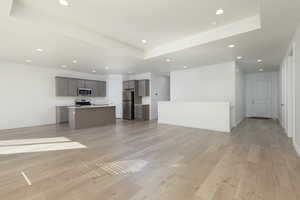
[78,88,92,96]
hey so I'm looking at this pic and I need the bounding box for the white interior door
[279,45,296,139]
[281,62,287,130]
[286,48,295,139]
[246,73,273,118]
[287,56,294,138]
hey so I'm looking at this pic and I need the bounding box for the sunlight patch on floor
[0,137,86,154]
[0,137,71,146]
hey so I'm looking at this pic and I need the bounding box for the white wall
[295,26,300,155]
[151,74,170,120]
[170,62,236,127]
[107,75,123,118]
[282,24,300,155]
[0,61,109,130]
[235,65,246,125]
[158,101,231,132]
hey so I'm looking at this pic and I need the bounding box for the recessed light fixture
[216,9,224,15]
[25,59,32,63]
[183,66,188,69]
[36,48,43,52]
[237,56,243,60]
[59,0,69,6]
[259,68,264,72]
[72,60,77,64]
[61,65,67,68]
[92,70,97,73]
[257,59,263,63]
[228,44,235,48]
[105,66,109,70]
[166,58,171,62]
[141,39,147,44]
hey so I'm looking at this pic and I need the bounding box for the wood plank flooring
[0,118,299,200]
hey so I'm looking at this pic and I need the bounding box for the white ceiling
[0,0,299,74]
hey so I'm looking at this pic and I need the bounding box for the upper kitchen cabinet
[69,79,85,96]
[85,80,106,97]
[138,80,150,96]
[55,77,106,97]
[123,80,136,90]
[56,77,69,96]
[84,80,98,97]
[127,80,136,89]
[96,81,106,97]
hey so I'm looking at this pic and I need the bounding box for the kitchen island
[68,105,116,129]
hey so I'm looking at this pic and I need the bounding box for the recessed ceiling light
[259,68,264,72]
[183,66,188,69]
[105,66,109,70]
[61,65,67,68]
[237,56,243,60]
[59,0,69,6]
[257,59,263,63]
[216,9,224,15]
[36,48,43,52]
[72,60,77,64]
[92,70,97,73]
[141,39,147,44]
[25,59,32,63]
[228,44,235,48]
[166,58,171,62]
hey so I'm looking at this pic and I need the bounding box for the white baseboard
[293,142,300,157]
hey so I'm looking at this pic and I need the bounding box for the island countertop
[67,104,115,109]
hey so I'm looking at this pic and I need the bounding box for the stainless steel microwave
[78,88,92,96]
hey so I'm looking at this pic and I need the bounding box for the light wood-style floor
[0,118,300,200]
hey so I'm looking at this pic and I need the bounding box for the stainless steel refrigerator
[123,89,135,120]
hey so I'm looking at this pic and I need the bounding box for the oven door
[78,88,92,96]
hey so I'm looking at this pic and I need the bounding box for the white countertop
[68,104,115,109]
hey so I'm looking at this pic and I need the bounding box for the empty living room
[1,0,300,199]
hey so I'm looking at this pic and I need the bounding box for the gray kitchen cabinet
[96,81,106,97]
[123,80,136,90]
[135,104,150,120]
[84,80,98,97]
[56,106,69,124]
[127,80,136,89]
[138,80,150,96]
[68,79,79,96]
[78,79,85,88]
[123,81,129,90]
[55,76,106,97]
[56,77,69,96]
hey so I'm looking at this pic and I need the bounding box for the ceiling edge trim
[144,15,261,59]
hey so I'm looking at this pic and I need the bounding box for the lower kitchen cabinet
[134,104,150,120]
[56,106,69,124]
